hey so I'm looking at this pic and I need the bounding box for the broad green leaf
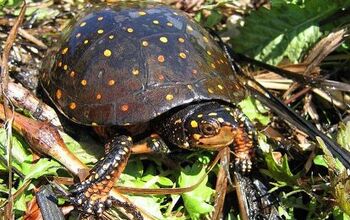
[239,97,270,125]
[118,161,166,219]
[334,178,350,215]
[316,137,345,172]
[24,7,59,19]
[14,192,27,212]
[313,155,328,168]
[123,158,144,179]
[0,128,31,164]
[61,132,99,165]
[0,0,23,8]
[157,176,174,187]
[231,0,350,65]
[337,122,350,150]
[260,152,298,185]
[128,196,164,219]
[22,158,61,181]
[178,162,214,219]
[333,206,350,220]
[191,151,212,164]
[204,10,223,28]
[0,180,7,194]
[278,205,293,220]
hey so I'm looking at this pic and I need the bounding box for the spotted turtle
[41,1,257,217]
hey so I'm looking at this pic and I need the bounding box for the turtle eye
[199,120,220,136]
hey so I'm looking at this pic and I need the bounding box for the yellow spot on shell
[174,119,182,124]
[109,35,114,39]
[208,88,214,93]
[62,47,68,55]
[108,80,115,86]
[158,55,165,63]
[96,93,102,100]
[69,102,76,110]
[142,41,148,47]
[193,134,201,140]
[187,25,193,32]
[80,22,86,27]
[158,74,164,81]
[63,65,68,70]
[70,71,75,77]
[97,29,104,34]
[138,11,146,16]
[218,84,224,90]
[58,62,62,67]
[178,37,185,43]
[197,114,203,118]
[208,112,217,116]
[207,51,212,56]
[56,89,62,99]
[121,104,129,112]
[76,33,81,38]
[165,94,174,101]
[179,52,186,59]
[166,22,173,27]
[132,68,139,75]
[84,39,89,44]
[187,84,193,90]
[190,120,198,128]
[127,28,134,33]
[152,20,159,25]
[92,122,98,126]
[203,36,209,43]
[81,79,87,86]
[211,63,216,69]
[218,118,224,123]
[97,16,103,21]
[159,37,168,43]
[104,49,112,57]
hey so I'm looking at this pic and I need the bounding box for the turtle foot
[68,135,141,217]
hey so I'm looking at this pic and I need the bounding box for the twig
[0,2,26,219]
[18,28,48,49]
[285,87,312,105]
[256,79,347,110]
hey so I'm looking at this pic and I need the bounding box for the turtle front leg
[231,108,257,173]
[68,135,142,219]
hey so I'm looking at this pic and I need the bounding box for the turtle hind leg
[69,135,137,216]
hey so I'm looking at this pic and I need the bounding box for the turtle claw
[71,194,141,218]
[235,157,253,173]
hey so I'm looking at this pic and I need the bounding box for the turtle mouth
[195,126,235,150]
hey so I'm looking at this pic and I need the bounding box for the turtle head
[183,102,243,150]
[162,102,246,151]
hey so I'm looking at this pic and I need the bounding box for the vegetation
[0,0,349,219]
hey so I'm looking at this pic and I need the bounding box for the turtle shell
[41,2,246,126]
